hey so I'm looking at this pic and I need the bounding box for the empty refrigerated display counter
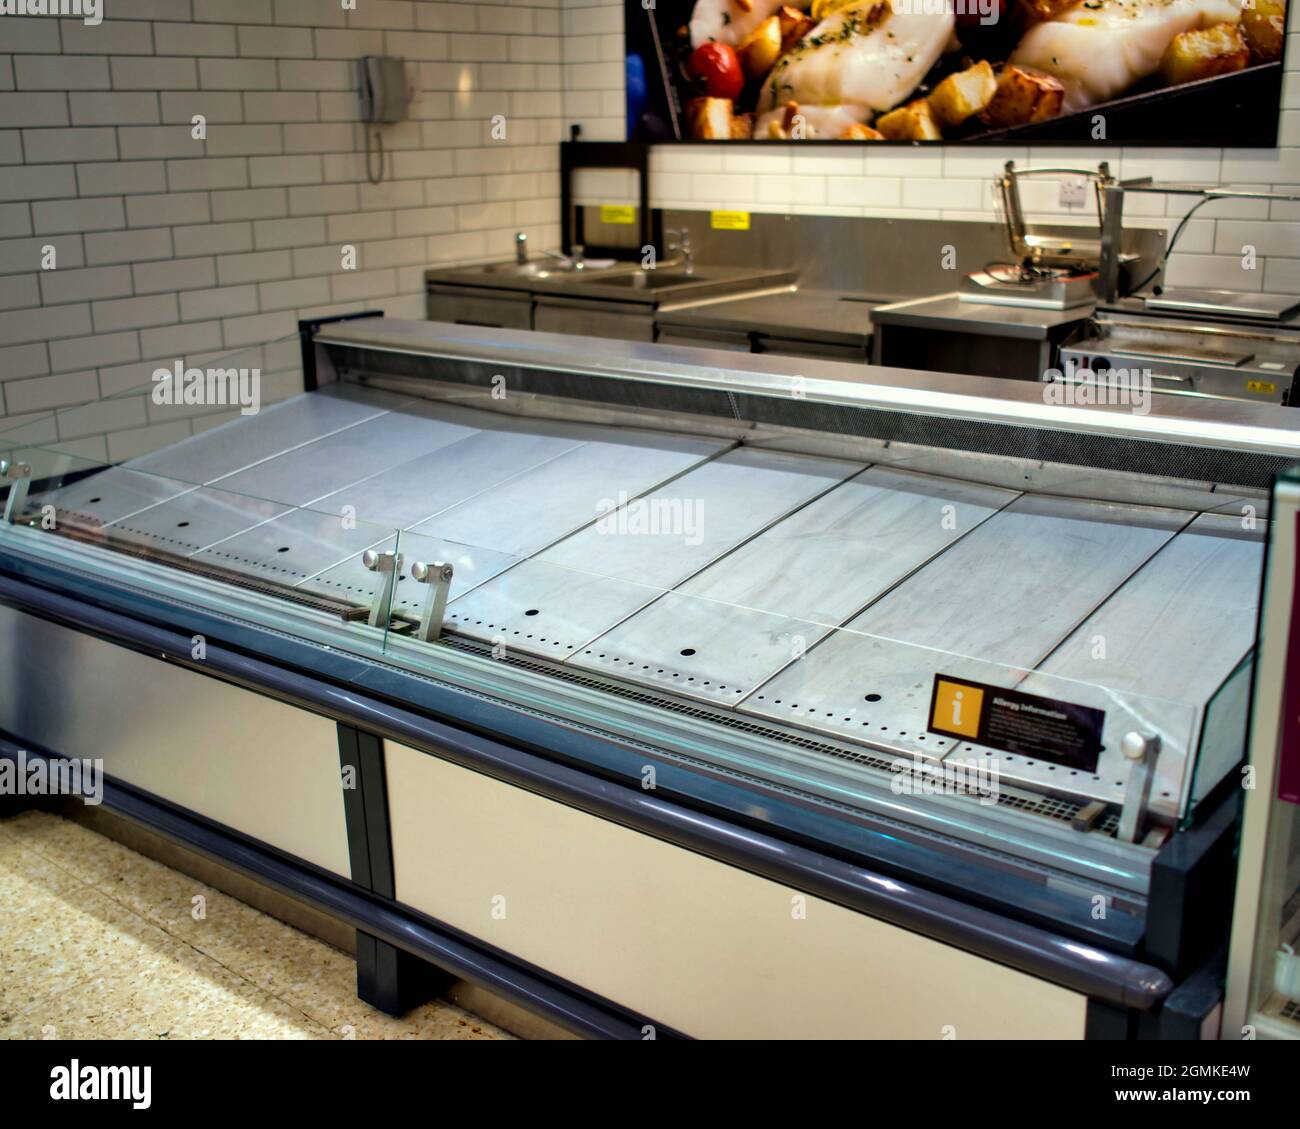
[1,318,1295,1039]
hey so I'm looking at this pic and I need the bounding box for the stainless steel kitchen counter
[654,287,887,348]
[426,262,798,307]
[870,292,1096,340]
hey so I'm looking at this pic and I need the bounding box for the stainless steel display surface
[210,407,477,507]
[570,468,1016,706]
[27,364,1270,827]
[1008,513,1266,811]
[193,506,392,586]
[129,383,412,486]
[448,447,862,660]
[743,497,1193,769]
[106,487,290,556]
[412,430,727,558]
[48,467,196,526]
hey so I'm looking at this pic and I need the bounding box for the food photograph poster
[624,0,1289,145]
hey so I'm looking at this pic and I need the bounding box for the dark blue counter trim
[0,565,1173,1010]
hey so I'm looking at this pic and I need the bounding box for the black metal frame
[337,723,448,1015]
[1146,788,1244,981]
[298,311,384,392]
[560,139,655,260]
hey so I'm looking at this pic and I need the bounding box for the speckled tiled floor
[0,809,511,1040]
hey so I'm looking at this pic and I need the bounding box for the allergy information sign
[928,675,1105,772]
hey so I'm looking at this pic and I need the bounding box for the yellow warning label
[711,210,751,231]
[1247,380,1277,395]
[931,679,984,739]
[599,205,636,225]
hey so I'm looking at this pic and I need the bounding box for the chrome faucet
[664,226,694,275]
[570,242,585,271]
[514,231,528,265]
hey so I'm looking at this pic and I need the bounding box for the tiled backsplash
[562,0,1300,297]
[1,0,565,461]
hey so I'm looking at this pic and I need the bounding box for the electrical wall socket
[1059,176,1088,207]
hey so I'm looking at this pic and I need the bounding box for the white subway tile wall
[562,0,1300,297]
[0,0,565,461]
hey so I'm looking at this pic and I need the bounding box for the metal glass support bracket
[1118,731,1161,843]
[410,559,453,643]
[1,460,31,525]
[361,549,402,628]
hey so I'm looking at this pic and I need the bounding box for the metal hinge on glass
[410,559,453,643]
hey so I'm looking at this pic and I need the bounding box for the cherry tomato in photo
[689,42,744,101]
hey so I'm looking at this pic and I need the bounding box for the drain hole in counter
[680,648,695,656]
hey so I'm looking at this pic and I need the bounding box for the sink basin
[479,259,617,280]
[584,271,710,290]
[482,261,568,278]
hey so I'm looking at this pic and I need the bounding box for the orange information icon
[931,679,984,740]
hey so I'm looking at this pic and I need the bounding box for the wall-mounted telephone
[357,56,409,185]
[357,56,410,124]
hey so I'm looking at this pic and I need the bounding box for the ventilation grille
[327,344,1296,491]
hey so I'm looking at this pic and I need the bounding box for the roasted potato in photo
[685,97,734,140]
[1158,23,1249,86]
[842,122,886,139]
[876,98,943,140]
[929,60,997,129]
[738,16,784,80]
[979,65,1064,128]
[778,5,816,51]
[1241,0,1286,63]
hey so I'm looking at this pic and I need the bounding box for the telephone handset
[357,56,410,124]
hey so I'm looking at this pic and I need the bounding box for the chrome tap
[665,226,694,275]
[514,231,528,266]
[570,242,585,271]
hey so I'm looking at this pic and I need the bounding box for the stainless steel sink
[582,271,710,291]
[482,260,589,279]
